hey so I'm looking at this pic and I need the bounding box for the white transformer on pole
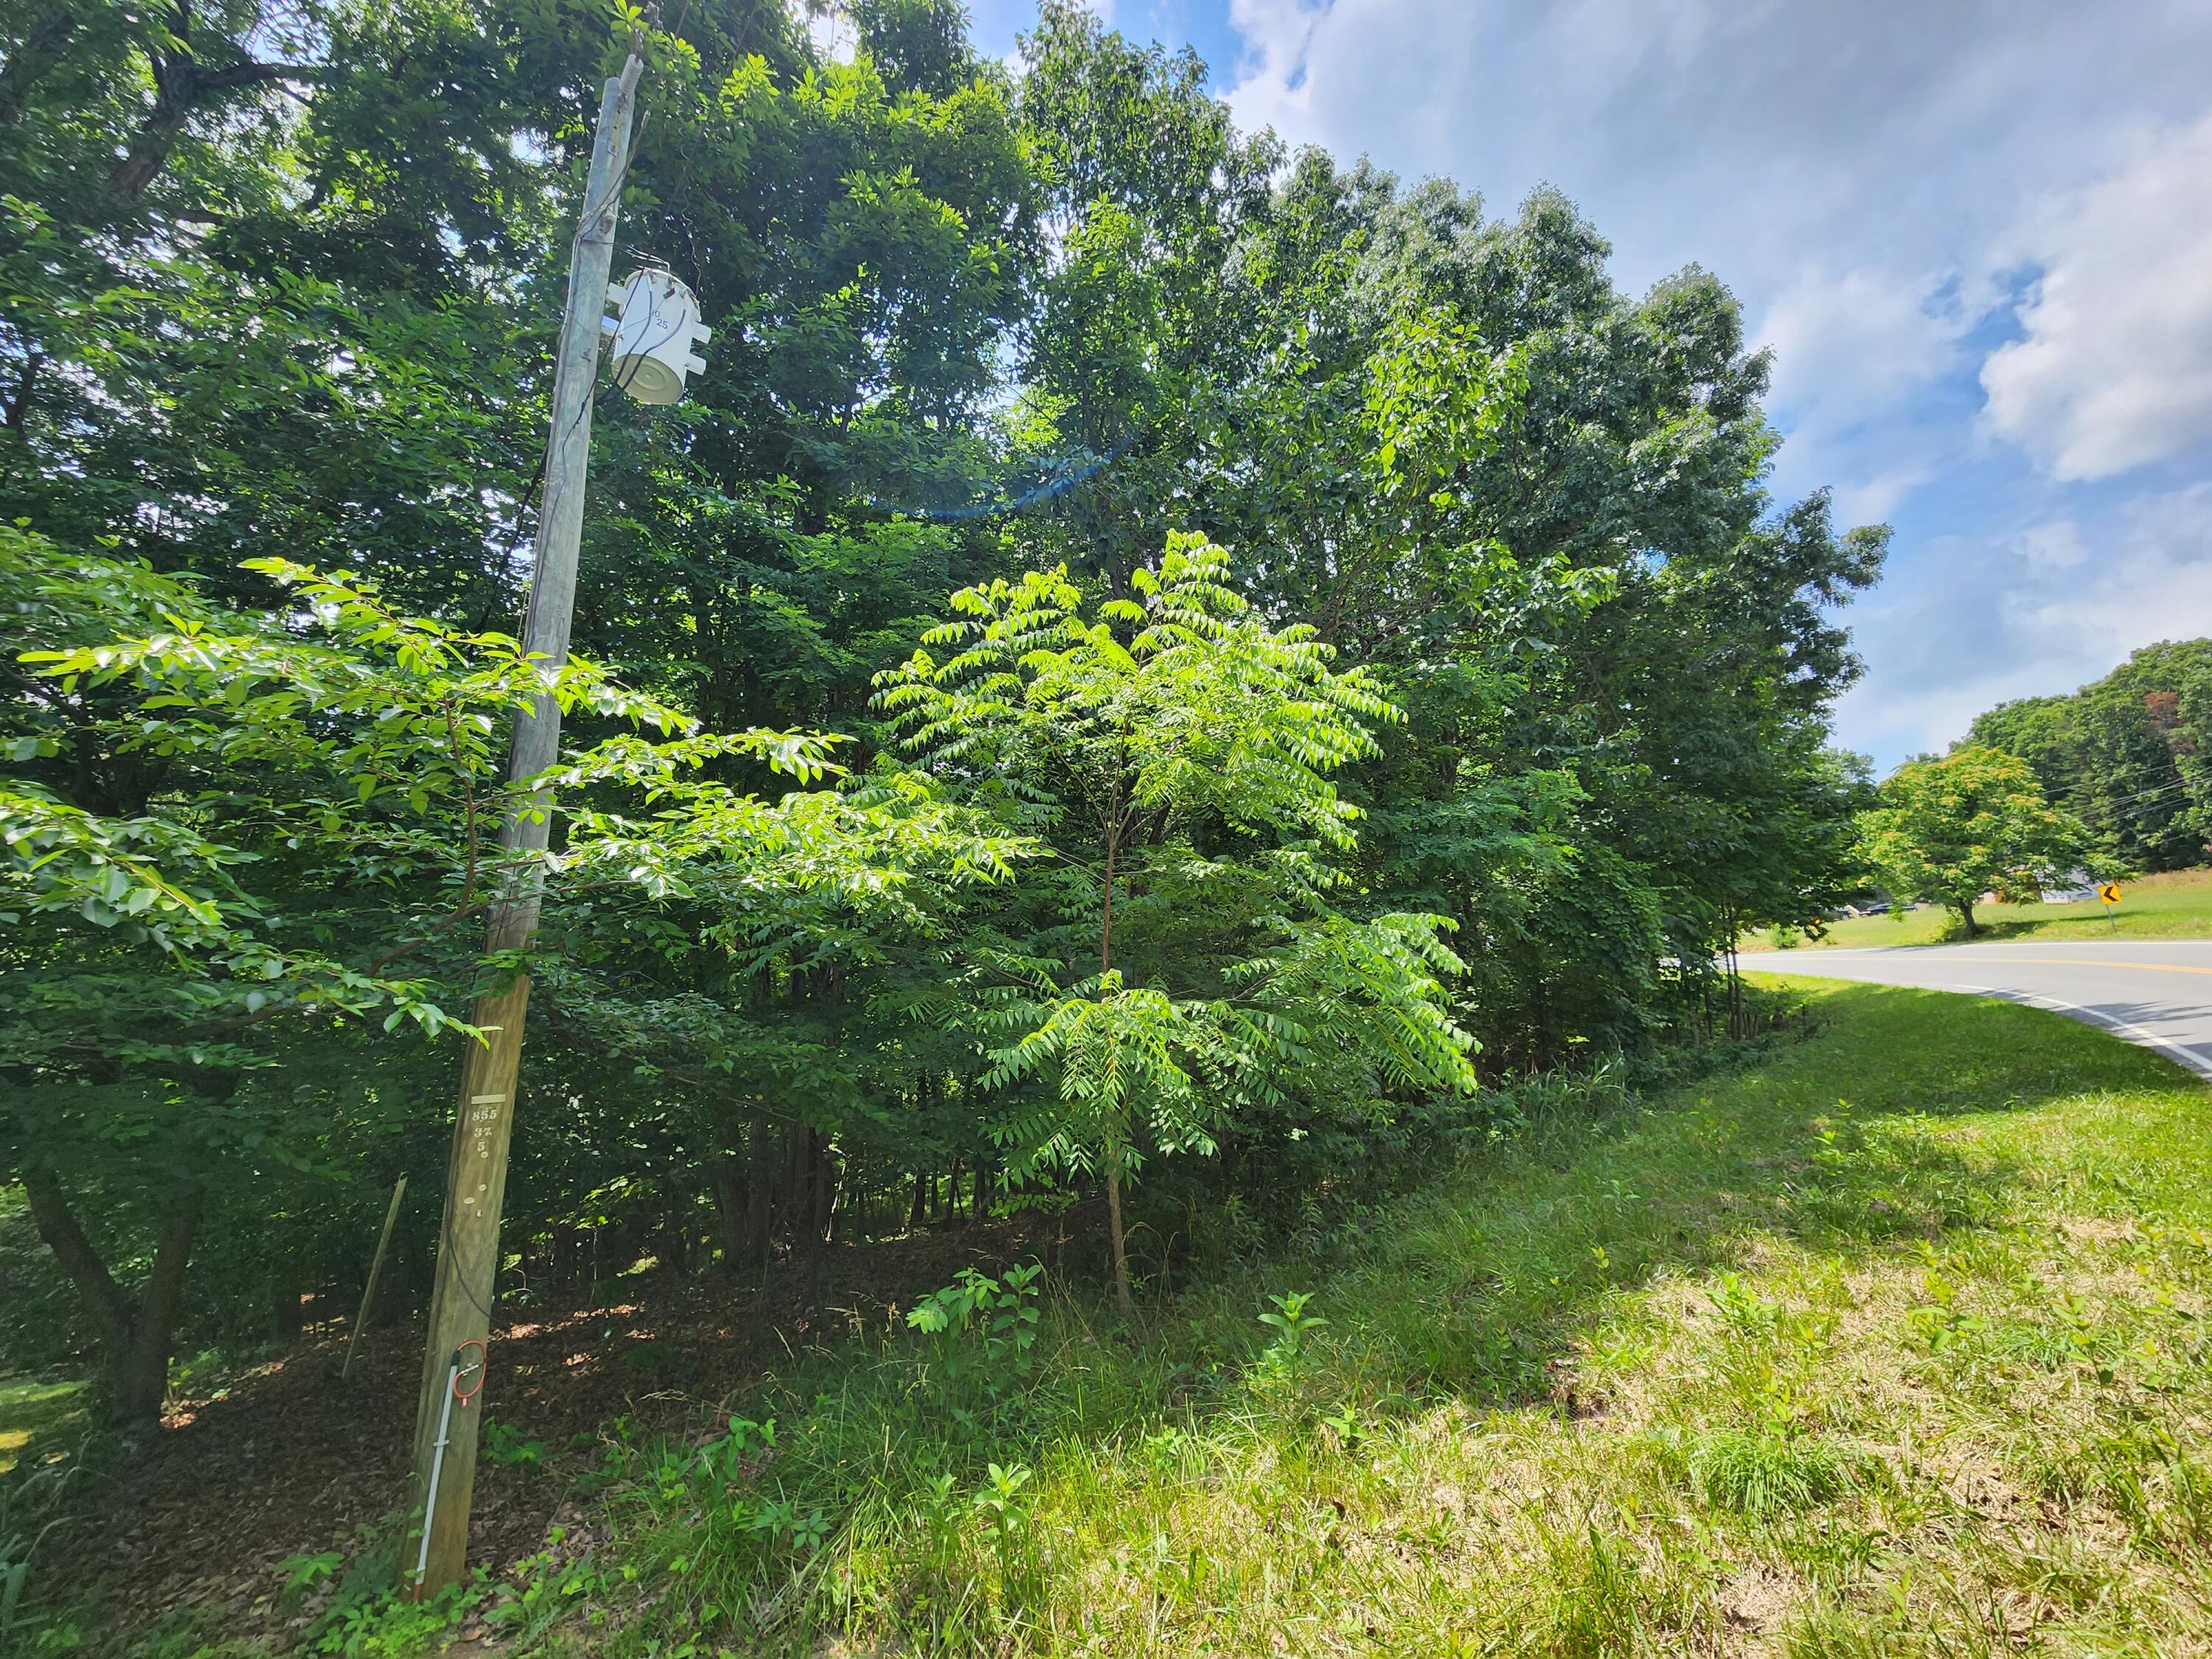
[605,268,712,404]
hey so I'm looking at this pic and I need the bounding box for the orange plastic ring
[453,1338,487,1405]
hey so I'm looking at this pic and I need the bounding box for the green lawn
[1743,863,2212,950]
[0,1376,86,1474]
[376,980,2210,1658]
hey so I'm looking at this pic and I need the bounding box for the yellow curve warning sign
[2098,883,2123,905]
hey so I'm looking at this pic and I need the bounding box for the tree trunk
[660,1200,692,1279]
[1104,1158,1135,1320]
[780,1124,807,1250]
[24,1172,200,1430]
[711,1165,753,1272]
[785,1127,822,1256]
[271,1273,305,1339]
[1957,897,1980,936]
[0,6,80,126]
[105,52,319,203]
[907,1168,928,1231]
[5,351,37,435]
[106,70,197,201]
[745,1125,774,1268]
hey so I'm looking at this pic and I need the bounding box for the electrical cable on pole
[404,50,651,1596]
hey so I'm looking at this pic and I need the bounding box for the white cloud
[1761,270,1961,422]
[2014,518,2090,574]
[1221,0,1318,119]
[1211,0,2212,768]
[2003,484,2212,665]
[1980,113,2212,481]
[1833,467,1936,527]
[1220,1,2212,512]
[1755,268,1966,506]
[1835,675,2017,764]
[1834,484,2212,763]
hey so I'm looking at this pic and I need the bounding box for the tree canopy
[1965,640,2212,872]
[3,0,1885,1423]
[1855,746,2093,934]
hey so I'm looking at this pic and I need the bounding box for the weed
[1668,1426,1857,1519]
[274,1551,343,1615]
[970,1460,1032,1539]
[1318,1399,1366,1454]
[1709,1270,1785,1338]
[1255,1290,1327,1374]
[744,1494,831,1553]
[479,1419,546,1470]
[484,1530,600,1644]
[304,1579,481,1659]
[694,1416,775,1489]
[907,1264,1044,1396]
[0,1433,83,1658]
[1531,1519,1654,1658]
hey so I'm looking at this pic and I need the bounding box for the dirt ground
[41,1217,1063,1646]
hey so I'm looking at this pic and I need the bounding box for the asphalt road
[1750,939,2212,1080]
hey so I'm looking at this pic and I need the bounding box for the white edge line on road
[1953,984,2212,1081]
[1753,962,2212,1081]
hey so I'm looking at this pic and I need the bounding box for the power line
[858,428,1142,522]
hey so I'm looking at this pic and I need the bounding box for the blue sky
[953,0,2212,773]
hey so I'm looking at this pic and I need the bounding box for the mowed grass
[1741,864,2212,951]
[509,982,2212,1658]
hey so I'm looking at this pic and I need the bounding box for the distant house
[2043,865,2098,904]
[1986,869,2097,905]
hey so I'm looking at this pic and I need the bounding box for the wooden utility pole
[406,53,642,1596]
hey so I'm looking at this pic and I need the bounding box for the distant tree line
[1965,641,2212,872]
[0,0,1885,1422]
[1846,642,2212,939]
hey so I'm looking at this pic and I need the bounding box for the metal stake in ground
[405,54,642,1596]
[412,1340,486,1597]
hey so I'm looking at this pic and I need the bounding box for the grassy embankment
[337,978,2212,1659]
[1744,863,2212,951]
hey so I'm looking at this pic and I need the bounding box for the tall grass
[63,983,2212,1657]
[450,982,2212,1655]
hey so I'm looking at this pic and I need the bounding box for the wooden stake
[341,1175,407,1380]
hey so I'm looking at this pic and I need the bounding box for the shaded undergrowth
[538,982,2212,1656]
[57,982,2212,1655]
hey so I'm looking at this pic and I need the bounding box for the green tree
[1007,1,1277,595]
[876,535,1476,1315]
[0,0,1910,1435]
[1855,746,2092,936]
[1192,157,1886,1062]
[0,530,1020,1424]
[1966,642,2212,872]
[2,0,1050,1354]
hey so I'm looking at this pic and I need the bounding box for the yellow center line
[1942,956,2212,976]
